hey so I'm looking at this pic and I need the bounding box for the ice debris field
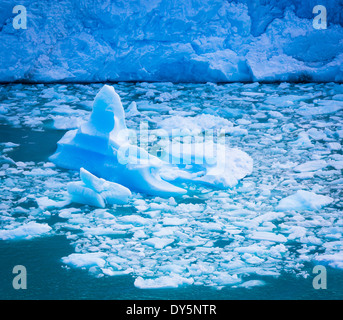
[0,81,343,290]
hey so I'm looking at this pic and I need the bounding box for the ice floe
[276,190,334,211]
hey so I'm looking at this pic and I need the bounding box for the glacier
[1,0,342,83]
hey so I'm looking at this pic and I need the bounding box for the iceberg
[0,221,52,240]
[50,85,186,197]
[50,84,253,198]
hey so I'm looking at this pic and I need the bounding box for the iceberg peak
[81,84,127,142]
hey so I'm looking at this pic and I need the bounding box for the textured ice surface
[0,221,51,240]
[1,1,343,82]
[0,82,342,289]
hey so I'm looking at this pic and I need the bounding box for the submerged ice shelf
[0,82,342,290]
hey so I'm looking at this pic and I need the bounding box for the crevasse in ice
[49,84,253,198]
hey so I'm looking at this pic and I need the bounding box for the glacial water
[0,82,342,299]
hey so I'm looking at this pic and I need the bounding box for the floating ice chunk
[50,85,252,196]
[314,253,343,269]
[276,190,333,211]
[265,95,310,107]
[284,226,307,240]
[160,142,253,188]
[237,280,266,289]
[333,94,343,101]
[50,85,186,197]
[23,168,57,176]
[126,101,140,117]
[1,142,20,148]
[82,226,127,236]
[62,252,107,269]
[250,232,287,243]
[328,142,341,151]
[162,217,188,226]
[153,227,177,237]
[307,128,327,141]
[134,274,194,289]
[212,273,242,286]
[297,100,343,116]
[158,114,233,134]
[291,132,314,149]
[67,181,106,208]
[118,215,151,226]
[144,237,174,249]
[0,221,51,240]
[52,116,85,130]
[137,101,170,112]
[67,168,131,208]
[36,196,70,210]
[195,146,253,188]
[80,167,108,193]
[155,91,181,102]
[293,160,327,172]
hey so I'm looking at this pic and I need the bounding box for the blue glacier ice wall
[0,0,342,82]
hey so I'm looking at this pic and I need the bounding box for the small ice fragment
[293,160,327,172]
[144,237,174,249]
[328,142,341,151]
[276,190,333,211]
[314,253,343,269]
[250,232,287,243]
[67,182,106,208]
[36,196,70,210]
[0,221,51,240]
[126,101,140,117]
[237,280,265,289]
[162,217,188,226]
[61,252,107,268]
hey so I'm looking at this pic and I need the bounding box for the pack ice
[49,85,253,203]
